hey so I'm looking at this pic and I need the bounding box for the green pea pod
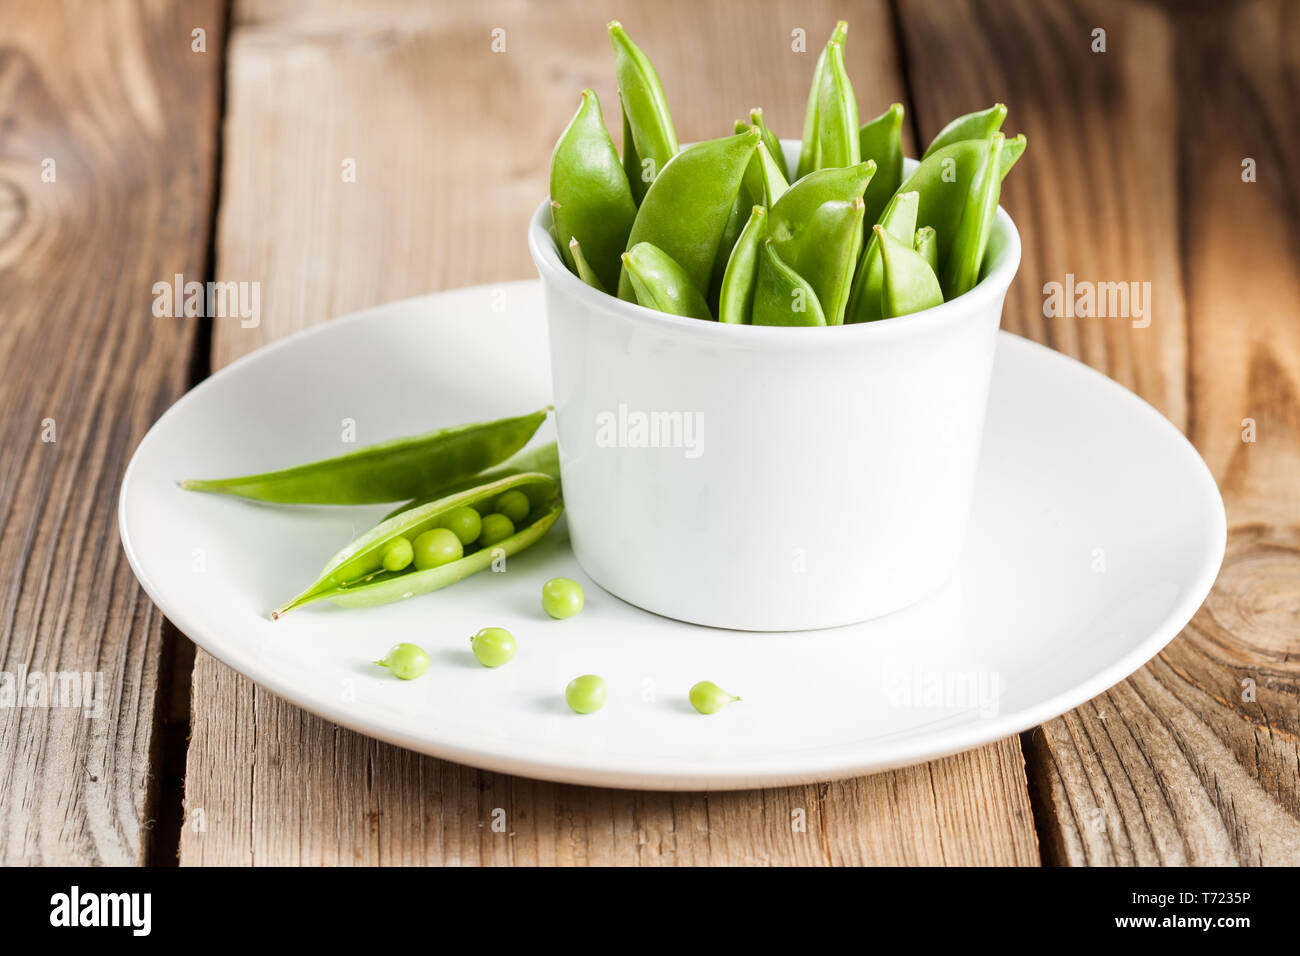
[844,189,920,324]
[752,239,827,327]
[272,473,563,617]
[1000,133,1027,178]
[748,108,790,181]
[796,21,848,179]
[711,137,788,303]
[914,226,938,272]
[768,162,874,326]
[617,128,761,301]
[813,39,860,170]
[383,441,561,522]
[568,237,607,292]
[609,21,678,200]
[943,132,1005,297]
[623,241,714,319]
[621,105,646,204]
[893,133,1021,275]
[921,103,1007,159]
[718,205,767,324]
[181,408,550,504]
[858,103,904,225]
[550,89,637,291]
[876,225,944,319]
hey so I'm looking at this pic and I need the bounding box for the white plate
[119,281,1226,790]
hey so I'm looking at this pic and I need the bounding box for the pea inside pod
[271,472,563,617]
[181,407,550,505]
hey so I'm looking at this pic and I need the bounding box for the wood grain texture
[180,0,1039,866]
[896,0,1300,864]
[0,0,224,864]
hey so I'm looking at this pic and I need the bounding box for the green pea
[442,505,482,546]
[376,643,430,680]
[470,627,517,668]
[495,489,531,524]
[479,513,515,547]
[542,577,585,619]
[565,675,607,714]
[380,536,413,572]
[412,527,463,571]
[689,681,740,715]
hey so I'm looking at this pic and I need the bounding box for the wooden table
[2,0,1296,866]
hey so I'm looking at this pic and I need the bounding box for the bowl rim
[529,154,1022,347]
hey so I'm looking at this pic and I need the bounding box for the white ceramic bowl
[529,152,1022,630]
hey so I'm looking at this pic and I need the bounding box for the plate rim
[118,281,1227,790]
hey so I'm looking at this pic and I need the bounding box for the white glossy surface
[531,154,1021,629]
[119,282,1225,790]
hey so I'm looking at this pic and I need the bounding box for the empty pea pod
[272,473,563,617]
[617,128,760,302]
[609,21,678,203]
[568,237,607,292]
[913,225,938,272]
[858,103,905,225]
[845,189,920,324]
[718,205,767,324]
[876,224,944,318]
[922,103,1007,159]
[623,241,713,319]
[550,89,637,292]
[180,408,550,505]
[752,239,826,327]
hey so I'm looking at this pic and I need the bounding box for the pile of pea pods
[550,21,1026,325]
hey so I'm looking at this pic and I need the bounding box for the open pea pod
[876,225,944,318]
[609,21,678,203]
[752,239,826,327]
[942,132,1005,297]
[858,103,904,225]
[844,189,919,324]
[273,473,563,617]
[921,103,1007,159]
[617,128,760,301]
[718,205,767,324]
[550,89,637,292]
[181,408,550,504]
[383,441,561,522]
[796,21,848,179]
[623,241,714,319]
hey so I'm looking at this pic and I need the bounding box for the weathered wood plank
[897,0,1300,864]
[181,0,1039,866]
[0,0,224,864]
